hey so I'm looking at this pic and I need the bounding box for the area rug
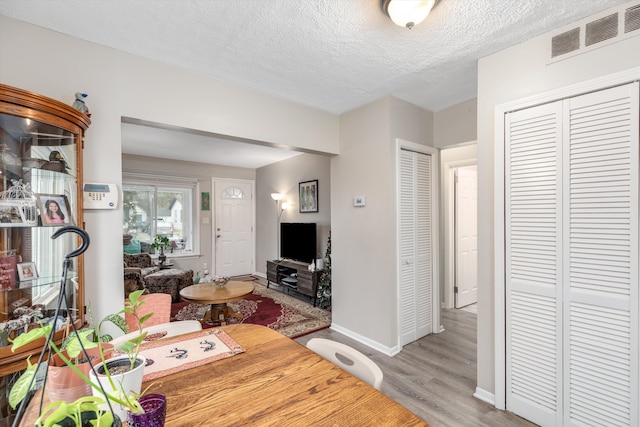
[171,282,331,338]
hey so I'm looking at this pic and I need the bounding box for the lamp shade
[271,193,284,201]
[384,0,436,29]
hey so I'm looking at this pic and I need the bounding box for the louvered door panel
[399,150,417,345]
[415,153,432,337]
[399,149,434,346]
[564,83,639,427]
[506,102,563,427]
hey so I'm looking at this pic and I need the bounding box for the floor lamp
[271,193,288,260]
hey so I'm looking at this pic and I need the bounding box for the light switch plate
[353,196,366,207]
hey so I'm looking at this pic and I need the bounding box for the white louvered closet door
[563,83,638,427]
[506,101,564,427]
[505,82,639,427]
[399,148,433,347]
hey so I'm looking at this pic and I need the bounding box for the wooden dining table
[19,324,429,426]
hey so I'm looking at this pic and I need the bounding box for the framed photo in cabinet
[17,262,38,281]
[37,194,74,226]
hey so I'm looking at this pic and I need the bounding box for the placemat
[139,328,245,381]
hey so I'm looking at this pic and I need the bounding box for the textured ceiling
[0,0,630,167]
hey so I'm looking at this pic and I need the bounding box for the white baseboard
[473,387,495,406]
[330,323,401,356]
[253,271,266,279]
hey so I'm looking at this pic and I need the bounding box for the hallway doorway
[441,144,477,311]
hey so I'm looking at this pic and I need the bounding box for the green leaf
[61,327,92,350]
[102,313,129,334]
[99,333,113,342]
[139,312,154,325]
[11,325,51,351]
[117,341,135,354]
[129,331,147,346]
[65,329,98,359]
[128,289,144,304]
[8,358,37,409]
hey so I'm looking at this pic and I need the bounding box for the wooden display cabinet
[0,84,89,422]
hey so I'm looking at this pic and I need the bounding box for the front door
[214,179,254,277]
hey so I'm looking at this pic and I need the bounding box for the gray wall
[434,98,477,148]
[256,153,332,275]
[332,97,434,351]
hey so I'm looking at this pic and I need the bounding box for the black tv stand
[266,259,319,306]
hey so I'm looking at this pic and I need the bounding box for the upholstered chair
[123,253,160,297]
[124,293,172,331]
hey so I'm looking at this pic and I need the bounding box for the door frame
[395,138,441,349]
[212,177,256,276]
[493,67,640,410]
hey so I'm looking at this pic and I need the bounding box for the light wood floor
[295,308,537,427]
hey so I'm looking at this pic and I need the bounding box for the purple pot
[127,394,167,427]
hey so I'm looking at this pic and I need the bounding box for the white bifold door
[505,82,639,427]
[399,147,436,347]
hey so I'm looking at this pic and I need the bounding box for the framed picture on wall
[299,180,318,213]
[37,194,74,226]
[201,192,210,211]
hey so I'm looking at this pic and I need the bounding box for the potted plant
[9,290,163,426]
[9,226,166,426]
[34,396,122,427]
[45,308,130,403]
[46,329,115,403]
[150,235,170,265]
[88,290,153,420]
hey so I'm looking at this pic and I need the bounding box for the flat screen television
[280,222,317,263]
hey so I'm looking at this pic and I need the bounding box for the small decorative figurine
[48,150,70,171]
[72,92,90,117]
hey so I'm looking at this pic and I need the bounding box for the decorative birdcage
[0,179,38,226]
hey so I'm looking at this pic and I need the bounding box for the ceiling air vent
[585,13,618,46]
[551,28,580,57]
[626,4,640,33]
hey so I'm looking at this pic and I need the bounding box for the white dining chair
[306,338,383,390]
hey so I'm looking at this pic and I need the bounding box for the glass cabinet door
[0,84,89,423]
[0,111,81,329]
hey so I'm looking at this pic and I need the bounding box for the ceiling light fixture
[383,0,437,29]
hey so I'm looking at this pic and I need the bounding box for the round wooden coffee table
[179,280,255,325]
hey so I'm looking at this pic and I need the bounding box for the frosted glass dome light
[383,0,437,29]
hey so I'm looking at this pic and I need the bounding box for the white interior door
[454,166,477,308]
[561,83,638,427]
[399,146,436,347]
[214,179,254,277]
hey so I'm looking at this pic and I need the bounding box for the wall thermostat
[354,195,366,207]
[83,183,118,209]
